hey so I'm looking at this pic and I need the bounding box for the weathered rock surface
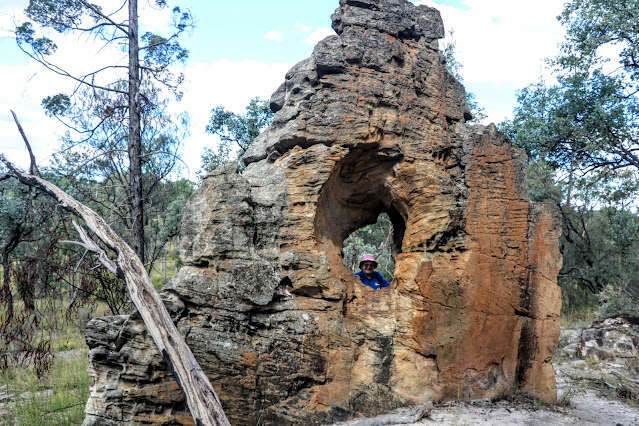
[559,315,639,361]
[83,0,563,424]
[554,317,639,420]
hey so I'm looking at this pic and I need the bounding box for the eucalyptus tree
[15,0,192,264]
[46,82,192,270]
[506,0,639,177]
[200,97,274,177]
[502,0,639,313]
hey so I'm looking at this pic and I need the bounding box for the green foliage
[144,178,194,266]
[505,0,639,175]
[0,177,73,317]
[524,160,565,203]
[598,283,639,319]
[41,93,70,117]
[503,0,639,318]
[200,97,274,177]
[15,22,57,55]
[504,72,638,174]
[557,0,639,82]
[0,179,29,255]
[343,213,395,282]
[24,0,86,33]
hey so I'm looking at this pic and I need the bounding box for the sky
[0,0,566,179]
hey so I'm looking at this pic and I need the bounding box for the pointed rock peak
[331,0,445,40]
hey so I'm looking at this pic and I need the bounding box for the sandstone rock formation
[83,0,563,424]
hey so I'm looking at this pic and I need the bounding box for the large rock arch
[83,0,562,424]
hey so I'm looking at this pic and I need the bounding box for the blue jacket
[355,270,391,290]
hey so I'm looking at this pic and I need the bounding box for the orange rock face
[83,0,562,424]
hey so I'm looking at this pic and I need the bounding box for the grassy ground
[560,306,599,329]
[0,245,181,424]
[149,254,180,291]
[0,319,90,426]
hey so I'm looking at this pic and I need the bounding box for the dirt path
[406,367,639,425]
[336,323,639,426]
[402,353,639,426]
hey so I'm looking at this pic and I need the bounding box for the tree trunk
[128,0,145,266]
[0,155,231,426]
[1,251,13,318]
[163,248,167,284]
[566,151,575,208]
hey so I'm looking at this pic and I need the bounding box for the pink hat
[359,254,378,269]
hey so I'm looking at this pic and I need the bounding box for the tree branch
[10,110,40,177]
[62,221,122,279]
[0,155,230,426]
[76,0,130,35]
[15,43,129,96]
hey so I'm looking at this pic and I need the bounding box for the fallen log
[1,117,230,426]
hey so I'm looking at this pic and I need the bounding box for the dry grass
[0,300,109,425]
[0,314,90,426]
[560,307,599,329]
[0,349,90,425]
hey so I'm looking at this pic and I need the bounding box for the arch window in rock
[314,148,406,288]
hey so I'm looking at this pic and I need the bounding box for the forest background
[0,2,637,421]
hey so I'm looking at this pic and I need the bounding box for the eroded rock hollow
[83,0,562,424]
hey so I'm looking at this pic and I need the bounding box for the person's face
[362,262,376,274]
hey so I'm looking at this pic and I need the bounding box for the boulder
[83,0,563,424]
[577,315,639,361]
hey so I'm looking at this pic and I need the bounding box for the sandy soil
[410,381,639,425]
[403,350,639,426]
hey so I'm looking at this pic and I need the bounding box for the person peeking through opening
[354,254,391,290]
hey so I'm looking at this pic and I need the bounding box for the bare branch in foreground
[62,221,122,279]
[10,110,40,177]
[0,153,230,426]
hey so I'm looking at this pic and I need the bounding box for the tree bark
[1,251,14,318]
[0,155,231,426]
[128,0,145,265]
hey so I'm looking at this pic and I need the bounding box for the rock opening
[315,147,405,285]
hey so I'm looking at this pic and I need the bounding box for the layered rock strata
[83,0,563,424]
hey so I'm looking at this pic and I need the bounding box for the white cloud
[176,59,292,178]
[264,30,284,42]
[294,24,314,33]
[415,0,564,87]
[138,2,175,35]
[303,27,334,45]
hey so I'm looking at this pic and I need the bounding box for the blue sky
[180,0,337,63]
[0,0,565,177]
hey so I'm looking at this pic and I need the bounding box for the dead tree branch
[10,110,40,177]
[62,221,121,278]
[0,152,230,425]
